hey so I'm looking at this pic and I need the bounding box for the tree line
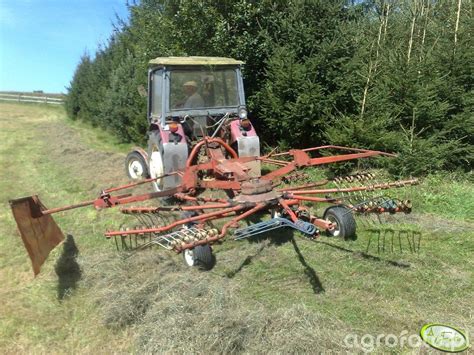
[65,0,473,176]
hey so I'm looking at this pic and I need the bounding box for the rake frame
[10,138,417,275]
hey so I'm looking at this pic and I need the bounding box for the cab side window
[151,70,163,118]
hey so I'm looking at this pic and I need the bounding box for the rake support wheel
[183,244,214,270]
[323,206,356,239]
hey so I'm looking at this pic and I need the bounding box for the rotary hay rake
[10,137,417,274]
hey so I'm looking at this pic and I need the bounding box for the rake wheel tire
[323,206,356,239]
[125,151,149,180]
[183,244,214,270]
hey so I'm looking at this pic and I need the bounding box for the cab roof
[149,56,244,67]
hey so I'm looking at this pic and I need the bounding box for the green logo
[420,324,469,352]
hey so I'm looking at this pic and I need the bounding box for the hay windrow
[81,248,347,353]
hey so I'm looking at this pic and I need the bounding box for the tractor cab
[126,57,261,190]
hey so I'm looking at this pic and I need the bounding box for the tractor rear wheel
[323,206,356,239]
[183,245,214,270]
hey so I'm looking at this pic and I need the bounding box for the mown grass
[0,102,133,352]
[0,102,472,353]
[64,118,135,155]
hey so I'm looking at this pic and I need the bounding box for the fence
[0,92,64,105]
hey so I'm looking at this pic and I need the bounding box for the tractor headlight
[238,107,248,120]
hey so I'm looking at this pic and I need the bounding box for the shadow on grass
[225,240,268,278]
[317,239,411,268]
[227,227,325,294]
[54,234,82,300]
[225,227,293,279]
[290,237,325,294]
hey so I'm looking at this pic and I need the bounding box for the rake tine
[398,230,402,253]
[391,229,394,253]
[358,214,368,228]
[406,231,413,253]
[342,180,359,207]
[382,229,386,253]
[346,181,359,205]
[377,229,380,253]
[372,213,381,227]
[361,213,374,228]
[334,178,350,205]
[387,229,395,253]
[131,214,141,226]
[366,231,371,253]
[375,213,383,225]
[137,214,150,228]
[416,231,421,253]
[143,213,156,228]
[114,235,119,251]
[354,174,368,206]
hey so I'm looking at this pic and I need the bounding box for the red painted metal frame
[288,179,418,195]
[39,143,410,224]
[22,138,416,256]
[105,204,248,237]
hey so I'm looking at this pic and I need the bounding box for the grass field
[0,102,472,353]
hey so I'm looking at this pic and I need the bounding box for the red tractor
[125,57,261,192]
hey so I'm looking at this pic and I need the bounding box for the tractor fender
[229,119,258,144]
[229,120,261,177]
[130,146,148,164]
[149,126,188,189]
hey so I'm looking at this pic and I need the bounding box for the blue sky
[0,0,129,93]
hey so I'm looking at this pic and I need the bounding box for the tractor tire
[323,206,356,240]
[147,131,165,192]
[148,131,176,205]
[183,244,214,270]
[125,151,149,180]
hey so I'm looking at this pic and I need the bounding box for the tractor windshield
[170,68,239,110]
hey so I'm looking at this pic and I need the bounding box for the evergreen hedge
[65,0,473,175]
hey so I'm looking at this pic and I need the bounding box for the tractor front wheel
[125,151,149,180]
[183,245,214,270]
[323,206,356,239]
